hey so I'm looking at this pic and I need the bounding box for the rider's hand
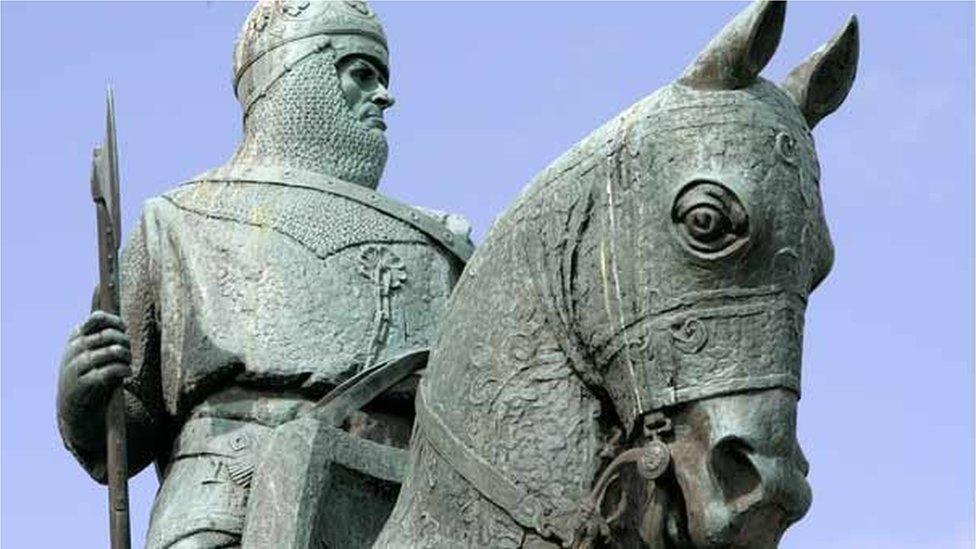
[57,310,132,450]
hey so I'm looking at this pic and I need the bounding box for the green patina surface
[57,1,857,547]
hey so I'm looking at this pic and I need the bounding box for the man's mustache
[355,102,386,130]
[357,103,384,121]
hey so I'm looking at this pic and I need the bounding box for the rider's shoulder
[412,205,473,245]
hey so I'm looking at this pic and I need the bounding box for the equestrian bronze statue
[56,1,472,547]
[56,1,856,547]
[376,1,858,547]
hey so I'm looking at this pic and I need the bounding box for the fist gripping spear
[92,88,130,549]
[58,88,131,549]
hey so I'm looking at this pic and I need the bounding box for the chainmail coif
[230,47,389,189]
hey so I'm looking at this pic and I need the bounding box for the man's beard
[232,49,388,188]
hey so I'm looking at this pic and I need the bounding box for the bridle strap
[416,386,581,545]
[418,385,678,547]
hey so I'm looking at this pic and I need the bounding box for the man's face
[336,55,394,132]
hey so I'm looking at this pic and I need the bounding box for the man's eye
[353,66,373,80]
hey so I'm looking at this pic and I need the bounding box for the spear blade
[91,87,121,259]
[90,85,130,549]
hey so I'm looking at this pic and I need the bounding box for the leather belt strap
[314,423,409,483]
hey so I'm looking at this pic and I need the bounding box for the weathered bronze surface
[57,1,471,547]
[377,1,857,547]
[56,1,856,547]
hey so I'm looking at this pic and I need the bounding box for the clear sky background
[1,1,972,547]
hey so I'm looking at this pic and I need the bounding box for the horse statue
[374,1,858,547]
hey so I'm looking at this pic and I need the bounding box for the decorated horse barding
[375,1,858,547]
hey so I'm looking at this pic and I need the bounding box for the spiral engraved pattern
[670,318,708,354]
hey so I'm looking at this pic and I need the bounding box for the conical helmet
[233,0,389,117]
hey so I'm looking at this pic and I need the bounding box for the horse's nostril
[710,437,761,503]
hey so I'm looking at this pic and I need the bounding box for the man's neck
[225,136,382,191]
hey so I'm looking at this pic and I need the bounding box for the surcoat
[112,165,471,458]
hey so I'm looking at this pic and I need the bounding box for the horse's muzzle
[667,388,811,548]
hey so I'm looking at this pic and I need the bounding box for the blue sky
[2,2,972,547]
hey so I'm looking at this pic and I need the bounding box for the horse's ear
[781,15,859,129]
[679,0,786,90]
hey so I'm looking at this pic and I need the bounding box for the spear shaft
[91,87,130,549]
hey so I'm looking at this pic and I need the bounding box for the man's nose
[371,84,395,110]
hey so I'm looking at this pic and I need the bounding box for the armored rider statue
[55,1,472,547]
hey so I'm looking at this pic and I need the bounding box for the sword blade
[312,348,428,427]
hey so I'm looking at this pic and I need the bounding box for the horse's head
[565,1,858,545]
[373,3,859,547]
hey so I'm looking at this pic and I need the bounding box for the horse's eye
[672,181,749,257]
[684,205,727,243]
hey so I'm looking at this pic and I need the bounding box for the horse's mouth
[602,467,693,548]
[660,475,694,548]
[657,490,791,549]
